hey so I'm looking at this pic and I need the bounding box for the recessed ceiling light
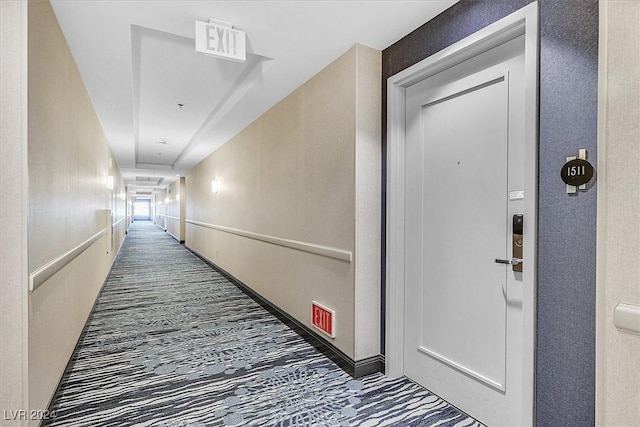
[156,140,167,145]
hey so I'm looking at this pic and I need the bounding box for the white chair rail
[185,219,352,263]
[29,228,106,292]
[613,302,640,336]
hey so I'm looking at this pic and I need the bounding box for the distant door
[403,35,528,426]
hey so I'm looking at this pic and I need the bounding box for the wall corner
[0,0,30,423]
[354,45,382,360]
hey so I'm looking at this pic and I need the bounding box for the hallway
[9,1,639,425]
[45,222,482,427]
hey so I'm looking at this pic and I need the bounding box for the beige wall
[186,44,381,360]
[597,2,640,425]
[155,191,166,229]
[26,0,126,416]
[0,1,29,425]
[354,46,382,358]
[165,177,185,242]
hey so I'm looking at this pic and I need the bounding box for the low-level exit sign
[312,301,335,338]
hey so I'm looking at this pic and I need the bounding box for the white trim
[385,3,538,426]
[186,219,353,262]
[29,229,107,292]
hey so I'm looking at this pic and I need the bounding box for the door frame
[385,2,538,424]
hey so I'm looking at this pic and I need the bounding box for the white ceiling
[50,0,457,195]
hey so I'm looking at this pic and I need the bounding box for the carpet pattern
[45,221,483,427]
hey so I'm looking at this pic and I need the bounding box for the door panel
[404,35,525,426]
[419,74,509,391]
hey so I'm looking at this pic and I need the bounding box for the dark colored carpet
[45,221,482,427]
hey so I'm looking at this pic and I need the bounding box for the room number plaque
[561,158,594,187]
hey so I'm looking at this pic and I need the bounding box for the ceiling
[50,0,457,196]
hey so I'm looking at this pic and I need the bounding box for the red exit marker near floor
[312,301,335,338]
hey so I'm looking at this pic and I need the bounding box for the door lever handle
[495,258,522,266]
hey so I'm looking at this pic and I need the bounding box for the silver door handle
[495,258,522,265]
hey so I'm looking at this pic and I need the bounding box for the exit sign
[312,301,335,338]
[195,18,246,63]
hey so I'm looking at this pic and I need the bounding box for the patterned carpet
[45,221,483,427]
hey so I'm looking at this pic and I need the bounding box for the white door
[404,35,527,426]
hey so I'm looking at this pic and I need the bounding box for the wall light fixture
[211,180,219,194]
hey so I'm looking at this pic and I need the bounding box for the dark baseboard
[167,232,185,245]
[187,247,384,378]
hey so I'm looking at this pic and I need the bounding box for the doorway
[386,4,538,426]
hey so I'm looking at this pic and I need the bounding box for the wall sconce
[165,197,170,204]
[176,194,180,202]
[211,180,219,194]
[106,175,114,190]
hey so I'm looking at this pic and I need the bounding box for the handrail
[185,219,352,263]
[29,229,106,292]
[113,216,126,227]
[613,303,640,336]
